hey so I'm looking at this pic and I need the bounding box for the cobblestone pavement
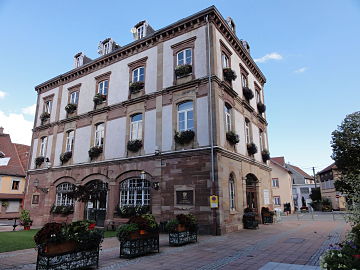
[0,214,350,270]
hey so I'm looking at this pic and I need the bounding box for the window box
[223,68,237,82]
[257,102,266,114]
[35,156,45,167]
[247,143,258,155]
[169,231,197,246]
[65,103,77,114]
[60,151,72,164]
[226,131,240,145]
[127,140,143,152]
[166,214,198,246]
[174,130,195,145]
[40,112,50,124]
[50,205,74,215]
[129,81,144,94]
[243,87,254,100]
[261,150,270,162]
[93,93,107,106]
[88,146,103,159]
[175,64,192,78]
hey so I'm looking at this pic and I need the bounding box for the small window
[241,74,248,88]
[177,101,194,132]
[56,182,74,206]
[130,114,143,141]
[132,67,145,82]
[98,80,108,95]
[274,196,281,205]
[224,104,232,133]
[229,175,235,210]
[222,53,229,68]
[259,129,264,152]
[272,178,279,188]
[94,123,105,147]
[12,180,20,190]
[75,56,81,68]
[40,137,47,156]
[65,130,75,152]
[70,91,79,104]
[245,119,251,144]
[177,49,192,66]
[137,25,145,39]
[120,178,150,206]
[103,42,110,55]
[255,90,260,103]
[44,100,52,114]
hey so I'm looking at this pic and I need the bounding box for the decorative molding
[67,83,82,92]
[94,71,112,82]
[128,56,148,69]
[219,39,232,56]
[170,36,197,50]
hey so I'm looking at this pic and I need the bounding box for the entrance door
[85,181,108,227]
[245,173,259,212]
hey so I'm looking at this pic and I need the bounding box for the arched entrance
[245,174,258,212]
[84,180,108,227]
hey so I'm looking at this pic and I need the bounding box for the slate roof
[318,163,336,174]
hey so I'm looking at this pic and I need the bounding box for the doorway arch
[245,173,259,212]
[84,180,108,227]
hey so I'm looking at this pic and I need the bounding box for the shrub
[257,102,266,114]
[50,205,74,215]
[127,140,143,152]
[174,130,195,145]
[243,87,254,100]
[116,205,150,218]
[40,112,50,123]
[247,143,258,155]
[60,151,72,164]
[35,156,45,167]
[261,150,270,162]
[226,131,240,145]
[223,68,237,82]
[165,219,179,232]
[88,146,103,159]
[175,64,192,77]
[20,210,32,226]
[65,103,77,114]
[129,81,144,94]
[93,93,107,105]
[116,223,139,241]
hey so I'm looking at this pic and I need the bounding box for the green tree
[331,111,360,223]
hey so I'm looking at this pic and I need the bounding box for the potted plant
[174,130,195,145]
[321,198,333,212]
[60,151,72,164]
[223,68,237,82]
[261,150,270,162]
[257,102,266,114]
[261,207,274,224]
[243,208,259,229]
[93,93,107,106]
[226,131,240,145]
[243,87,254,100]
[247,143,258,155]
[20,210,32,230]
[129,81,144,94]
[65,103,77,114]
[175,64,192,77]
[35,156,45,167]
[116,223,139,241]
[166,214,198,246]
[127,139,143,152]
[88,146,103,159]
[40,112,50,124]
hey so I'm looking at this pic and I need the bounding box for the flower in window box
[35,156,45,167]
[174,130,195,145]
[40,112,50,123]
[88,146,103,159]
[226,131,240,145]
[93,93,107,105]
[257,102,266,114]
[65,103,77,114]
[223,68,237,82]
[247,143,258,155]
[261,150,270,162]
[60,151,72,164]
[127,139,143,152]
[175,64,192,77]
[243,87,254,100]
[129,81,145,94]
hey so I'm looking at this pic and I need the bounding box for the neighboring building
[0,127,30,219]
[318,163,346,210]
[285,163,315,210]
[270,157,294,212]
[25,6,272,234]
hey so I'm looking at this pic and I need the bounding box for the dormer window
[98,38,119,56]
[75,56,81,68]
[132,21,154,40]
[137,25,145,39]
[103,42,110,55]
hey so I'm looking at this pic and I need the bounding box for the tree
[309,187,321,202]
[331,111,360,224]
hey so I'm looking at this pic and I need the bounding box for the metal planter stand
[119,233,160,258]
[169,231,197,246]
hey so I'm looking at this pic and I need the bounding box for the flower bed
[261,207,274,224]
[166,214,198,246]
[88,146,103,159]
[65,103,77,114]
[116,205,150,218]
[257,102,266,114]
[243,87,254,100]
[35,156,45,167]
[247,143,258,155]
[261,150,270,162]
[93,93,107,106]
[40,112,50,124]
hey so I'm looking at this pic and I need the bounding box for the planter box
[119,233,159,258]
[169,231,197,246]
[36,247,100,270]
[243,218,259,229]
[262,215,273,224]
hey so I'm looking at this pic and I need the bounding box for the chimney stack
[0,127,4,134]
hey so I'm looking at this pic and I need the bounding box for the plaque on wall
[32,194,39,204]
[176,190,194,205]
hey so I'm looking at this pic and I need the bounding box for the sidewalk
[0,216,349,270]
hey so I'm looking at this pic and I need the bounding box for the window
[65,130,75,152]
[300,187,310,194]
[44,100,52,114]
[222,53,229,68]
[55,182,74,206]
[241,74,248,88]
[94,123,105,147]
[177,48,192,66]
[272,178,279,188]
[132,67,145,82]
[229,175,235,210]
[120,178,150,206]
[103,42,110,55]
[255,90,260,103]
[12,180,20,190]
[70,91,79,104]
[177,101,194,132]
[137,25,145,39]
[98,80,108,95]
[40,137,47,156]
[245,119,251,144]
[224,104,232,132]
[130,114,143,140]
[259,129,264,151]
[75,56,81,68]
[274,196,281,205]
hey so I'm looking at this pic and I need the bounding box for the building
[24,6,272,234]
[270,157,294,212]
[0,127,30,219]
[318,163,346,210]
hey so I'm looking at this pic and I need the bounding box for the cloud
[22,104,37,116]
[0,111,33,145]
[294,67,307,73]
[0,91,6,99]
[254,53,283,63]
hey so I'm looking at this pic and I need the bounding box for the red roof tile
[14,144,30,172]
[271,157,285,166]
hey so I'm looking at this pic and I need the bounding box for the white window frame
[274,196,281,205]
[259,129,264,152]
[245,120,251,144]
[176,48,192,66]
[255,90,261,103]
[94,123,105,147]
[222,53,229,68]
[98,80,108,95]
[177,101,194,132]
[132,67,145,82]
[103,42,110,55]
[11,179,20,190]
[55,182,74,206]
[65,130,75,152]
[229,178,235,210]
[137,25,145,39]
[272,178,279,188]
[241,74,248,88]
[70,91,79,104]
[44,100,52,114]
[130,114,143,141]
[224,104,232,133]
[40,137,47,156]
[120,178,150,206]
[75,56,81,68]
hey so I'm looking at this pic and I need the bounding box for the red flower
[88,223,96,230]
[353,254,360,259]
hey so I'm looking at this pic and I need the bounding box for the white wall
[37,87,59,126]
[73,126,91,164]
[196,97,209,146]
[104,118,126,159]
[162,105,172,151]
[30,138,38,169]
[54,133,64,167]
[144,110,156,154]
[234,110,246,155]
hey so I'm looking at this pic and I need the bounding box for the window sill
[175,74,193,85]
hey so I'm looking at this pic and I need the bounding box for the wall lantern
[33,179,49,193]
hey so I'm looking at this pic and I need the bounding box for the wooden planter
[169,231,197,246]
[45,241,76,255]
[119,233,159,258]
[176,224,186,232]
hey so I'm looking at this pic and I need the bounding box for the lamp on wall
[139,170,160,191]
[33,179,49,193]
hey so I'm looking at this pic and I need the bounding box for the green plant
[88,146,103,159]
[40,112,50,123]
[165,219,179,232]
[223,68,237,82]
[69,181,108,203]
[35,156,45,167]
[243,87,254,100]
[226,131,240,145]
[175,64,192,77]
[127,140,143,152]
[174,130,195,145]
[93,93,107,105]
[116,223,139,241]
[141,214,158,231]
[261,150,270,162]
[50,205,74,215]
[60,151,72,164]
[129,81,144,94]
[247,143,258,155]
[116,205,150,218]
[65,103,77,114]
[1,201,9,208]
[20,210,32,226]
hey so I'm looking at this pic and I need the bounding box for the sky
[0,0,359,174]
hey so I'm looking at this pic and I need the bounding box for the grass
[0,229,118,253]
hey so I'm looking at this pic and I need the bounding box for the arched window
[40,136,47,156]
[94,123,105,147]
[120,178,150,206]
[65,130,75,152]
[130,114,143,140]
[177,48,192,66]
[224,103,232,132]
[177,101,194,132]
[229,174,235,210]
[132,67,145,82]
[56,182,74,206]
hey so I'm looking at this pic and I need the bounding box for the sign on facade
[176,190,194,205]
[210,195,218,208]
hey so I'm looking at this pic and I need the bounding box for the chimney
[0,127,3,134]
